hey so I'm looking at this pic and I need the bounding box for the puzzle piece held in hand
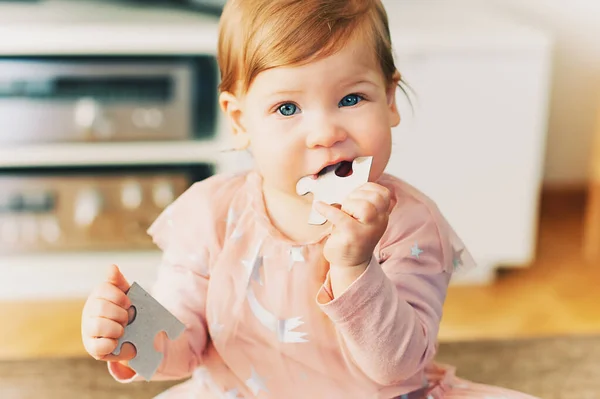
[112,282,185,381]
[296,156,373,225]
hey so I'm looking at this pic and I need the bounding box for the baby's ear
[219,91,250,149]
[387,72,401,128]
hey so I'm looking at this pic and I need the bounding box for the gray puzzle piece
[112,282,185,381]
[296,156,373,225]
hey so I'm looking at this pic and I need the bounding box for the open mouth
[316,160,354,178]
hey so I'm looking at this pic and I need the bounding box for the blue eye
[278,103,298,116]
[339,94,363,107]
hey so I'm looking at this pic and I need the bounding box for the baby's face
[240,35,400,200]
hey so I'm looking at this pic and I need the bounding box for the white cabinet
[383,1,554,283]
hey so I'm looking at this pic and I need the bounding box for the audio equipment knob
[121,181,143,210]
[132,108,164,129]
[73,98,113,139]
[40,216,61,243]
[0,218,19,245]
[20,215,38,244]
[152,181,175,208]
[74,188,103,227]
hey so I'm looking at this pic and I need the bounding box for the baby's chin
[262,179,306,200]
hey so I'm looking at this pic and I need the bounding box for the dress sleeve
[317,185,476,386]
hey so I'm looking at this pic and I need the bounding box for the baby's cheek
[371,137,392,178]
[259,148,300,186]
[278,153,302,180]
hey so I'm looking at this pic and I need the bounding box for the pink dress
[109,170,539,399]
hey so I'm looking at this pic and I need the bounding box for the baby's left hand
[314,182,391,269]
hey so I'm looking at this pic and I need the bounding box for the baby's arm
[108,175,233,383]
[317,199,463,386]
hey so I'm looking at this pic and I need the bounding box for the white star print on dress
[288,246,305,270]
[230,226,243,240]
[192,368,216,395]
[226,207,238,228]
[246,288,308,343]
[452,246,464,270]
[222,388,243,399]
[227,207,244,240]
[245,366,269,395]
[242,242,264,286]
[411,242,424,258]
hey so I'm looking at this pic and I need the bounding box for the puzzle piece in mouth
[296,156,373,225]
[111,282,186,381]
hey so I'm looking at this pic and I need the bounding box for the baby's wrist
[328,260,369,298]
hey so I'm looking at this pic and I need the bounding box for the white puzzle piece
[112,282,185,381]
[296,156,373,225]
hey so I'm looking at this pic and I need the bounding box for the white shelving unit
[0,141,220,168]
[0,0,235,300]
[0,0,553,299]
[0,0,220,56]
[383,0,553,285]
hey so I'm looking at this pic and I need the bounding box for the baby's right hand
[81,264,136,363]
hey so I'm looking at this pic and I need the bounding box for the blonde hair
[217,0,400,95]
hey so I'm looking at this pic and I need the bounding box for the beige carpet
[435,335,599,399]
[1,335,598,399]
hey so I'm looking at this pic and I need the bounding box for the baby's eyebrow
[266,89,304,97]
[262,75,379,100]
[339,78,379,89]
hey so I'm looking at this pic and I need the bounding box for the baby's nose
[306,121,348,148]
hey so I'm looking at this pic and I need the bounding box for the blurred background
[0,0,598,398]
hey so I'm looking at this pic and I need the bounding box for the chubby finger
[357,183,391,202]
[84,337,119,360]
[85,298,130,327]
[92,282,132,310]
[85,339,136,362]
[360,182,391,197]
[314,201,353,226]
[107,264,131,294]
[340,198,379,224]
[347,189,388,214]
[101,342,137,362]
[357,183,390,205]
[83,316,125,339]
